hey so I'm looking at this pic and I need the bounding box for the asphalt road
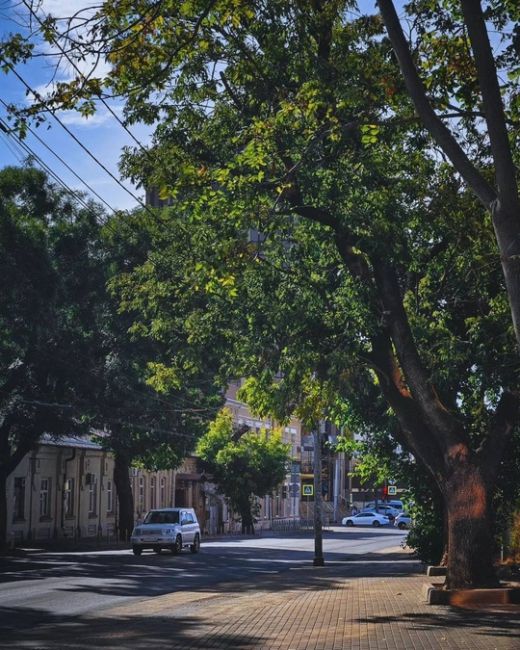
[0,525,407,643]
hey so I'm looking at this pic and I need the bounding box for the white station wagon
[131,507,201,555]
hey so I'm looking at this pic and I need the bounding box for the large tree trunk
[441,455,498,589]
[113,450,134,542]
[0,470,7,551]
[239,499,255,535]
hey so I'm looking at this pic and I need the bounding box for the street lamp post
[313,428,324,566]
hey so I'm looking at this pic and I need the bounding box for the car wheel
[398,522,407,530]
[346,520,354,527]
[153,546,162,554]
[190,533,200,554]
[372,520,381,527]
[171,534,182,554]
[132,546,142,556]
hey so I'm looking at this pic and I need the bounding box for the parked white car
[394,512,412,529]
[342,511,390,527]
[373,505,400,519]
[365,501,403,513]
[131,508,201,555]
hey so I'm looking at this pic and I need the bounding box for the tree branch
[368,331,446,480]
[371,256,467,452]
[376,0,496,208]
[460,0,520,217]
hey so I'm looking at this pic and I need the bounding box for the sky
[0,0,150,212]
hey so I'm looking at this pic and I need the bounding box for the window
[160,477,166,507]
[13,477,25,521]
[39,478,51,518]
[150,477,156,509]
[181,511,194,525]
[88,476,97,515]
[144,510,179,524]
[106,480,113,513]
[64,478,75,517]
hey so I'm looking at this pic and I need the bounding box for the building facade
[5,390,351,544]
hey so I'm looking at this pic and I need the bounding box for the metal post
[313,429,324,566]
[333,456,340,524]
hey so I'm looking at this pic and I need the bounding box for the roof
[40,433,103,451]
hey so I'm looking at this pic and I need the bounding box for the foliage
[94,209,226,469]
[4,1,520,585]
[0,166,226,542]
[0,166,106,543]
[0,166,100,468]
[196,408,289,530]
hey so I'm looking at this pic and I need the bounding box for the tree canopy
[0,166,105,545]
[196,408,289,533]
[3,0,520,587]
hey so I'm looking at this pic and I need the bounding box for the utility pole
[313,427,324,566]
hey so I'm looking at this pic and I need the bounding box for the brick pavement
[90,548,520,649]
[2,547,519,649]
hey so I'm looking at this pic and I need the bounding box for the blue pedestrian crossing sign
[387,485,397,496]
[302,484,314,496]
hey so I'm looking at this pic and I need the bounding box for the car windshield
[143,510,179,524]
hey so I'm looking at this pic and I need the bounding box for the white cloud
[58,106,115,127]
[26,1,111,81]
[38,1,100,19]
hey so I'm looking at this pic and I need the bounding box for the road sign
[387,485,397,496]
[302,484,314,497]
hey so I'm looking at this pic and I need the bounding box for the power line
[0,110,132,245]
[0,128,26,163]
[0,97,117,214]
[4,63,151,213]
[0,115,94,213]
[21,0,153,158]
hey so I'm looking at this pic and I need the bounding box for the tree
[0,166,224,544]
[94,210,226,539]
[6,0,520,589]
[196,408,289,534]
[0,166,103,547]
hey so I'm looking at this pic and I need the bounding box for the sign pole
[313,428,324,566]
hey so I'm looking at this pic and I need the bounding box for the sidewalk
[2,546,519,649]
[103,550,520,650]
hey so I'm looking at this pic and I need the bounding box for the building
[5,391,350,544]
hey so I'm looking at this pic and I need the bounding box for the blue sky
[0,0,150,212]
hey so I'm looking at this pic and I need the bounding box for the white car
[374,505,400,519]
[394,512,412,529]
[342,511,390,527]
[131,507,201,555]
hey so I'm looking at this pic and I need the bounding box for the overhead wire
[0,115,96,213]
[0,97,117,214]
[0,128,26,163]
[21,0,153,158]
[4,64,153,214]
[0,103,140,254]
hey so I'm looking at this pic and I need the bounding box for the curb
[422,582,520,606]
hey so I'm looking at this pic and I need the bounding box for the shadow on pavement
[0,606,265,650]
[360,609,520,639]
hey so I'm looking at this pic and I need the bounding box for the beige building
[5,390,350,544]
